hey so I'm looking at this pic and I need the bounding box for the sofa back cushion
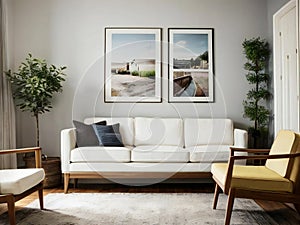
[134,117,183,147]
[84,118,134,146]
[184,119,233,147]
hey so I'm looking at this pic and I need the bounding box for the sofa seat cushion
[70,146,132,163]
[211,163,293,192]
[187,145,247,164]
[187,145,233,162]
[0,168,45,195]
[131,146,189,163]
[69,162,211,172]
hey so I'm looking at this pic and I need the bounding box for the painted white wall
[7,0,285,156]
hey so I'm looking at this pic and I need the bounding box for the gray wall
[7,0,288,156]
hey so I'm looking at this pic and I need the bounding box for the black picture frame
[168,28,214,103]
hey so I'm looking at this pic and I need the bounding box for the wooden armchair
[0,147,45,225]
[211,130,300,225]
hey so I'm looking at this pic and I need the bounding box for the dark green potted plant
[6,54,66,149]
[242,37,270,148]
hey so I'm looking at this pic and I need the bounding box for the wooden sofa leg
[213,183,221,209]
[7,195,16,225]
[225,188,235,225]
[64,173,70,194]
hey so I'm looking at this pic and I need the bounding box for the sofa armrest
[233,128,248,148]
[61,128,76,173]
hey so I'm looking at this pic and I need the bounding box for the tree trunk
[35,113,39,147]
[254,63,259,148]
[254,97,258,148]
[24,113,39,159]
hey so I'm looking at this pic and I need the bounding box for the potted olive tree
[242,37,270,148]
[6,54,66,152]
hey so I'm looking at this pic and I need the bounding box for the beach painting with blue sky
[173,33,208,67]
[169,28,214,102]
[111,34,156,62]
[105,28,161,102]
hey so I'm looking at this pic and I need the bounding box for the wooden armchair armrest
[0,147,42,168]
[224,152,300,194]
[231,152,300,161]
[230,147,270,156]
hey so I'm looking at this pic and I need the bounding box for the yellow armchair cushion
[211,163,293,193]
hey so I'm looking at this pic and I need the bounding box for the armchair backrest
[265,130,299,177]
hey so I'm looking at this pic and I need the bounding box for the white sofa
[61,117,247,193]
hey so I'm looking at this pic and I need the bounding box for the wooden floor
[1,183,300,224]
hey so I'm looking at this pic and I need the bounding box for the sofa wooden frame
[64,171,212,193]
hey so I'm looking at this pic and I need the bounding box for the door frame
[273,0,299,135]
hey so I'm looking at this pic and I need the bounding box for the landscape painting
[168,28,214,102]
[105,28,162,102]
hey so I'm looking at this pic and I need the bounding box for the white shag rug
[0,193,280,225]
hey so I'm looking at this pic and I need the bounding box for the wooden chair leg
[294,204,300,214]
[213,183,221,209]
[225,188,235,225]
[38,187,44,210]
[64,173,70,194]
[7,195,16,225]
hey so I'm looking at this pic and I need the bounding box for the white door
[274,0,299,135]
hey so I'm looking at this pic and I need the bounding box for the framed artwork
[105,28,162,103]
[168,28,214,102]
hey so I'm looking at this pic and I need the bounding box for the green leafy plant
[6,54,66,147]
[131,71,139,76]
[242,37,270,148]
[140,70,155,77]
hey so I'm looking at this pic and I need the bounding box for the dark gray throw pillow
[73,120,107,147]
[92,123,124,147]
